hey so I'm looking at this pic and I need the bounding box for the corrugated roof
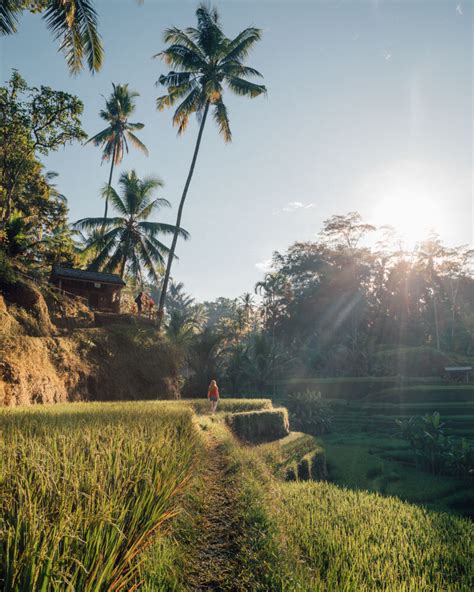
[51,266,126,286]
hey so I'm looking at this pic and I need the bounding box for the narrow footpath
[185,428,241,591]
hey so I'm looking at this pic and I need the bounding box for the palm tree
[0,0,103,74]
[74,170,189,283]
[87,84,148,224]
[154,3,266,326]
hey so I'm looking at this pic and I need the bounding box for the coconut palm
[74,170,189,283]
[87,84,148,223]
[0,0,103,74]
[154,3,266,326]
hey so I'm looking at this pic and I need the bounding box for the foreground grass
[0,402,198,591]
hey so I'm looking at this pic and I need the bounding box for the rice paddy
[278,481,474,591]
[0,402,199,591]
[0,399,472,591]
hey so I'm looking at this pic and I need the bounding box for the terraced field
[1,398,472,591]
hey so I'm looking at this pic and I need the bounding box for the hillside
[0,275,180,404]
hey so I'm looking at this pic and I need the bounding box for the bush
[285,390,333,435]
[227,409,290,443]
[297,451,328,481]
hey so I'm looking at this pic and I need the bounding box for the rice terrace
[0,1,473,591]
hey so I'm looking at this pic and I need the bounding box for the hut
[444,366,472,383]
[50,266,125,313]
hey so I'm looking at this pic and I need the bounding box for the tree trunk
[103,143,117,228]
[157,101,210,329]
[120,255,127,279]
[433,294,440,350]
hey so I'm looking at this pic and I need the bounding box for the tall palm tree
[0,0,103,74]
[154,3,266,326]
[87,83,148,224]
[74,170,189,283]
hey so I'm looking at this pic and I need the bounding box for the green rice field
[0,398,472,591]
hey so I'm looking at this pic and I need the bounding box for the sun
[367,161,446,247]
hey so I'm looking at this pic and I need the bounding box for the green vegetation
[227,408,289,443]
[0,0,103,73]
[0,402,199,590]
[1,3,473,590]
[86,83,148,223]
[278,481,473,591]
[1,400,472,591]
[74,170,188,281]
[154,4,267,324]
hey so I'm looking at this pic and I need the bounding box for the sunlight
[368,162,446,246]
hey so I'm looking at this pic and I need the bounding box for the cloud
[255,259,273,272]
[273,201,315,215]
[383,50,392,61]
[456,4,463,15]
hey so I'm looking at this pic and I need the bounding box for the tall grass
[279,481,474,591]
[182,398,273,414]
[0,402,198,591]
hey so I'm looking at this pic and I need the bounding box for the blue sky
[1,0,472,300]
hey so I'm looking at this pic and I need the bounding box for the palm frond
[125,131,149,156]
[138,197,170,220]
[102,185,128,217]
[158,71,194,88]
[226,76,267,98]
[127,122,145,130]
[74,216,123,232]
[104,240,127,275]
[204,79,223,103]
[163,26,206,60]
[212,99,231,142]
[0,0,20,35]
[140,221,190,240]
[156,44,206,70]
[195,4,224,58]
[43,0,103,74]
[86,228,122,270]
[222,27,262,63]
[156,79,197,111]
[86,127,113,146]
[137,237,162,282]
[220,61,263,79]
[172,87,202,134]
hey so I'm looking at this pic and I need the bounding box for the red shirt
[208,385,219,399]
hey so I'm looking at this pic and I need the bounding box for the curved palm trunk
[157,101,210,329]
[103,142,117,227]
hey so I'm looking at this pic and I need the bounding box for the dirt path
[185,428,241,591]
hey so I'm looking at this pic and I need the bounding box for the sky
[1,0,472,301]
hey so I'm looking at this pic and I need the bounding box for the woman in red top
[208,380,219,414]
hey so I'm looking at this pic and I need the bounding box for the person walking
[208,380,220,414]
